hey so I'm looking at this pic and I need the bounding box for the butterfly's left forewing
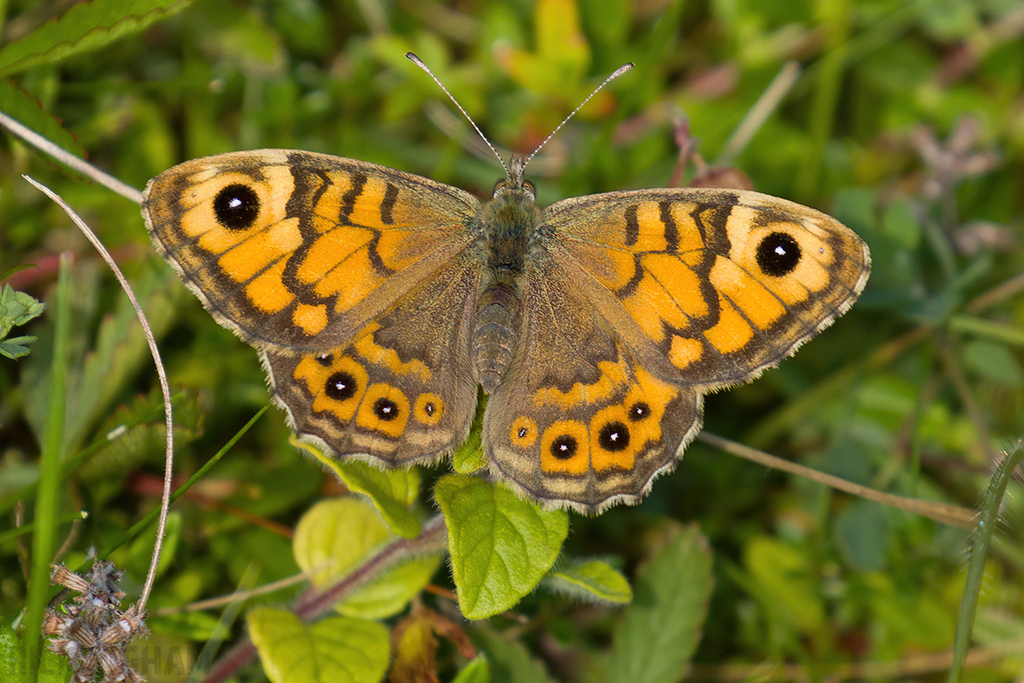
[545,188,870,390]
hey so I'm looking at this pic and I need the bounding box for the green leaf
[293,497,436,618]
[0,285,45,332]
[337,555,440,620]
[434,475,568,619]
[0,0,194,77]
[608,525,713,683]
[963,340,1024,388]
[295,437,422,538]
[543,558,632,604]
[452,655,491,683]
[248,607,389,683]
[472,629,554,683]
[293,497,391,587]
[833,500,889,572]
[743,535,825,633]
[0,81,85,159]
[452,404,486,474]
[37,646,72,683]
[0,285,45,358]
[0,625,24,683]
[0,336,36,360]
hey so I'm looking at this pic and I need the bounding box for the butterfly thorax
[471,159,541,392]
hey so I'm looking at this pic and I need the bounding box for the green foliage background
[1,0,1023,681]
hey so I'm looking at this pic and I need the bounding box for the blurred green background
[1,0,1023,680]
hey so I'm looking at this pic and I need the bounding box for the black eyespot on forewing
[598,421,630,452]
[756,232,801,277]
[213,184,260,230]
[550,434,578,460]
[324,371,356,401]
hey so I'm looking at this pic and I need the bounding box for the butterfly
[141,66,870,515]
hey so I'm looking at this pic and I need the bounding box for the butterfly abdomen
[472,275,521,393]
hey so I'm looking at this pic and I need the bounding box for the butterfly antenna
[523,62,635,170]
[406,52,511,179]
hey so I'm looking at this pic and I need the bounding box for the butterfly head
[493,154,536,203]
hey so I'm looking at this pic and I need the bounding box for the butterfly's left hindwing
[483,257,704,513]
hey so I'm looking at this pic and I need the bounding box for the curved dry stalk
[698,431,978,529]
[24,176,173,610]
[1,112,142,203]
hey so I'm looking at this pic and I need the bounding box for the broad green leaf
[743,535,825,632]
[0,0,194,77]
[296,438,421,538]
[248,608,389,683]
[337,555,440,619]
[543,558,632,604]
[0,81,85,159]
[293,497,435,618]
[471,629,554,683]
[963,340,1024,388]
[434,475,568,619]
[452,655,490,683]
[833,500,889,572]
[293,497,391,587]
[608,525,713,683]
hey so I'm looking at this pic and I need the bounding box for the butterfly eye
[522,179,536,199]
[755,232,802,277]
[492,179,507,196]
[213,183,260,230]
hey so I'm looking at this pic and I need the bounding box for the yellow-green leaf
[452,655,490,683]
[543,558,632,604]
[295,437,421,538]
[337,555,440,620]
[248,607,389,683]
[293,497,390,587]
[294,497,436,619]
